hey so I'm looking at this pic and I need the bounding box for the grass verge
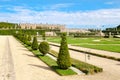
[46,37,120,53]
[22,44,77,76]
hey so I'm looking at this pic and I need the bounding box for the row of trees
[103,25,120,37]
[106,25,120,31]
[31,33,71,69]
[14,32,71,69]
[14,31,50,55]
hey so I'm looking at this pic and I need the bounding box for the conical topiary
[42,32,46,40]
[31,36,38,50]
[57,33,71,69]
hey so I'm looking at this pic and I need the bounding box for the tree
[42,32,46,40]
[24,34,28,44]
[28,35,31,41]
[39,41,49,56]
[57,33,71,69]
[31,36,38,50]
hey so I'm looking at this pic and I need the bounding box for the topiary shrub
[39,41,49,56]
[28,35,31,41]
[57,33,71,69]
[31,36,38,50]
[23,34,28,44]
[42,32,46,40]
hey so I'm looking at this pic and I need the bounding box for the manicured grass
[50,44,120,61]
[46,37,120,53]
[76,45,120,53]
[50,50,103,74]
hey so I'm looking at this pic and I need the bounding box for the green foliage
[31,36,38,50]
[71,59,103,74]
[28,35,31,41]
[57,33,71,69]
[0,30,16,35]
[39,41,50,56]
[26,41,32,46]
[42,32,46,40]
[23,34,28,44]
[0,22,16,29]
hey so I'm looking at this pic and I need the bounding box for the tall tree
[57,33,71,69]
[42,32,46,40]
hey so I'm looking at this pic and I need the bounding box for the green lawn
[46,37,120,53]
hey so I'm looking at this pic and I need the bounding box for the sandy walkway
[50,45,120,80]
[0,37,15,80]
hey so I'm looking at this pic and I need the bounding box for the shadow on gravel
[23,54,36,57]
[28,64,51,71]
[116,64,120,65]
[19,48,29,51]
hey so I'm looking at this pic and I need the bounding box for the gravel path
[50,45,120,80]
[0,37,15,80]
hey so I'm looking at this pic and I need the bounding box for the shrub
[28,35,31,41]
[26,41,32,46]
[39,41,50,56]
[31,36,38,50]
[57,33,71,69]
[23,34,28,44]
[42,32,46,40]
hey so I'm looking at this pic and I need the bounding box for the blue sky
[0,0,120,29]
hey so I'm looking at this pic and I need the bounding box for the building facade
[19,23,66,30]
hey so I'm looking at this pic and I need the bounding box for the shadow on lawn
[28,64,52,71]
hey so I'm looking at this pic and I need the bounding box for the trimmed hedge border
[49,43,120,62]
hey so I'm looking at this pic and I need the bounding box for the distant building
[61,28,90,33]
[19,23,66,30]
[45,32,57,36]
[19,23,90,36]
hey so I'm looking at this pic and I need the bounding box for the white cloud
[43,3,73,10]
[0,6,120,27]
[105,1,114,5]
